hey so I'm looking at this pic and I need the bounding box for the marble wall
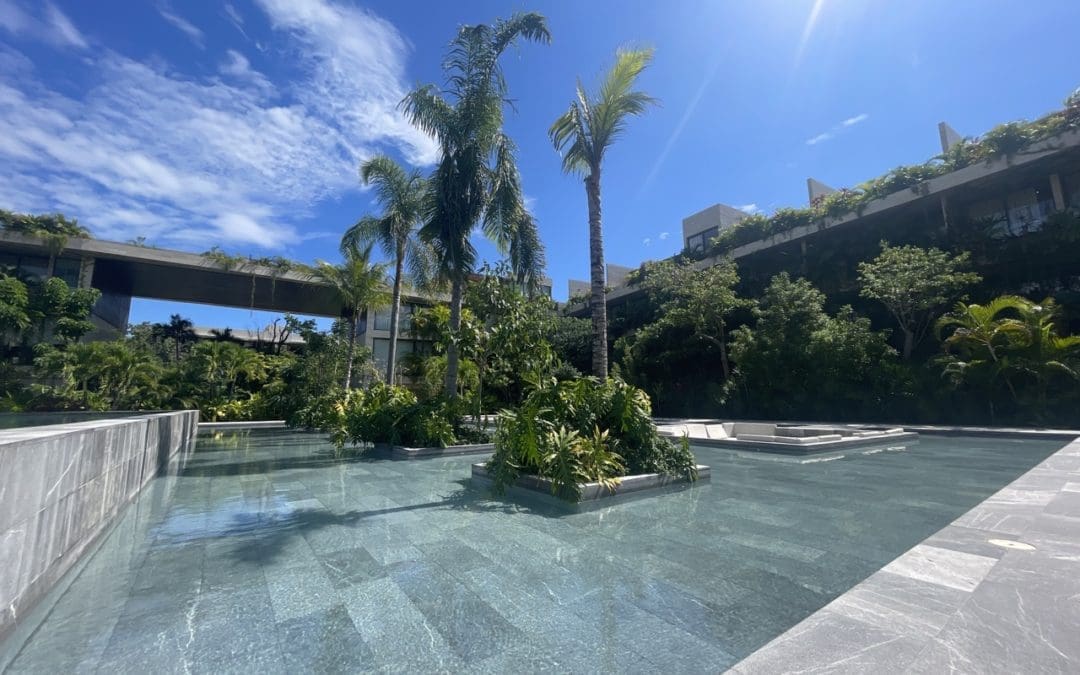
[0,411,198,640]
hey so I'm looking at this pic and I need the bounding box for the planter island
[471,462,711,510]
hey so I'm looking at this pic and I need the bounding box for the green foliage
[729,273,900,420]
[935,296,1080,423]
[400,12,550,395]
[293,382,487,451]
[680,83,1080,259]
[858,243,981,359]
[23,277,101,346]
[0,273,30,344]
[549,315,592,375]
[487,377,697,501]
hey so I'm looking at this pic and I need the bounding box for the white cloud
[220,50,274,96]
[736,203,761,214]
[642,237,651,247]
[658,231,669,240]
[43,2,86,48]
[254,0,438,166]
[0,1,86,48]
[223,3,244,27]
[842,113,869,127]
[157,3,204,48]
[0,0,440,249]
[806,112,869,145]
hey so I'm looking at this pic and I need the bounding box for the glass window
[17,255,49,280]
[1005,186,1053,235]
[373,308,391,331]
[372,338,390,370]
[686,233,705,252]
[399,304,414,332]
[396,340,414,362]
[53,258,81,287]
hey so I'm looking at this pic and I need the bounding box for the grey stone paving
[731,435,1080,674]
[1,429,1073,673]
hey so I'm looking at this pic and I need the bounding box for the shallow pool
[1,429,1065,673]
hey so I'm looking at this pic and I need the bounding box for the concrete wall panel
[0,411,197,641]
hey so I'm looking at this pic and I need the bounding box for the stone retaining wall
[0,411,198,640]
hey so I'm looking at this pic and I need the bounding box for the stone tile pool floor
[0,430,1067,673]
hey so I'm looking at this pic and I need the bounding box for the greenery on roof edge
[681,85,1080,262]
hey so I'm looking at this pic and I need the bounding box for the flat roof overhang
[0,232,348,316]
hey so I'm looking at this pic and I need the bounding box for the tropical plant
[0,210,90,272]
[400,12,550,398]
[487,376,696,501]
[549,48,658,378]
[936,296,1080,421]
[155,313,196,363]
[293,382,486,450]
[858,243,981,359]
[342,154,432,385]
[309,243,389,389]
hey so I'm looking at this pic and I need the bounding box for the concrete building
[567,123,1080,317]
[567,264,635,299]
[682,203,752,253]
[0,231,344,339]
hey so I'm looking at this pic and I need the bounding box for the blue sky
[1,0,1078,331]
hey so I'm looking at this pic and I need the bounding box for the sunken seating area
[656,421,918,455]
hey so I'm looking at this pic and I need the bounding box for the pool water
[1,430,1065,673]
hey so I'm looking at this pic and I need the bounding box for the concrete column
[78,256,95,289]
[1049,173,1066,211]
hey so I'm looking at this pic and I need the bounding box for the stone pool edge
[728,431,1080,674]
[0,411,199,647]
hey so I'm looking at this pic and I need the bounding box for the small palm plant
[342,155,432,385]
[310,244,390,389]
[550,48,658,378]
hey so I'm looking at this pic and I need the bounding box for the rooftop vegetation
[673,85,1080,261]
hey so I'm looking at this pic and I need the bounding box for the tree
[310,244,390,389]
[858,243,980,359]
[729,273,899,420]
[155,314,195,363]
[640,259,745,379]
[730,273,828,417]
[0,273,30,347]
[550,315,592,375]
[550,48,658,378]
[26,277,100,346]
[342,155,430,385]
[400,12,550,398]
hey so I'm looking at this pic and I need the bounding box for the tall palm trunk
[344,315,357,390]
[586,172,608,378]
[445,274,464,397]
[386,244,405,384]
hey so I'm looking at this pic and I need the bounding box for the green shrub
[487,377,697,501]
[290,382,487,450]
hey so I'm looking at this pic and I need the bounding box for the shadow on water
[219,478,563,566]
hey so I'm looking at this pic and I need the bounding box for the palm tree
[159,314,195,363]
[400,12,550,398]
[549,48,657,378]
[934,295,1080,419]
[342,155,430,385]
[310,244,390,389]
